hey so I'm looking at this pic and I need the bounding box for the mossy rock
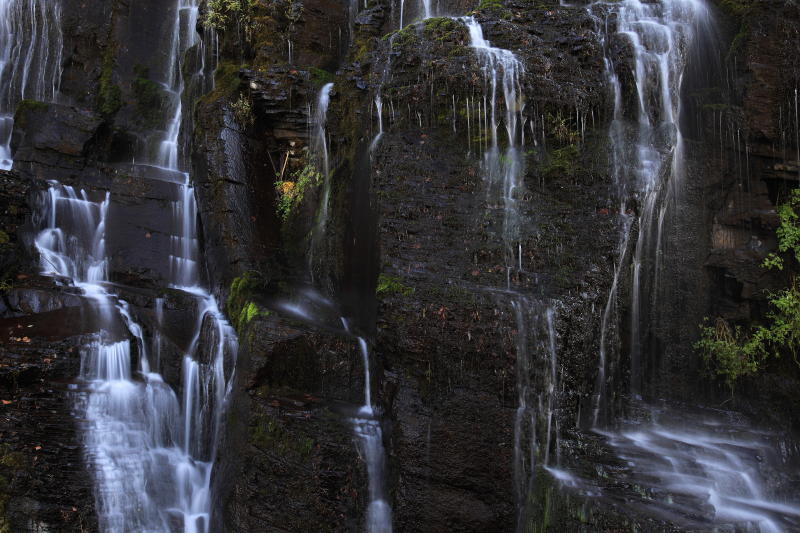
[308,67,334,86]
[132,65,167,128]
[199,61,248,106]
[226,271,269,334]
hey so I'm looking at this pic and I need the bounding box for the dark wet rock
[11,103,103,172]
[0,317,97,532]
[215,311,369,531]
[0,170,31,286]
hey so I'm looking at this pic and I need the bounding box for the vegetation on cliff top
[696,188,800,387]
[203,0,251,29]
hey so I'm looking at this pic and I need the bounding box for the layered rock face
[0,0,799,532]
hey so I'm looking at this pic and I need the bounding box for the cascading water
[27,1,237,531]
[582,1,800,530]
[591,0,711,400]
[597,406,800,531]
[462,16,526,284]
[33,183,223,532]
[0,0,62,169]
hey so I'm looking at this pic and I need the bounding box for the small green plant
[98,44,121,116]
[718,0,753,16]
[541,144,579,179]
[309,67,334,86]
[230,92,254,126]
[696,188,800,387]
[226,271,268,333]
[547,111,580,144]
[275,159,321,220]
[376,274,414,296]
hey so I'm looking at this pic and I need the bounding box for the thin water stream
[460,15,564,530]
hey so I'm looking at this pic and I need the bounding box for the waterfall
[33,183,236,532]
[0,0,63,169]
[583,2,800,529]
[29,0,237,531]
[308,82,335,285]
[354,338,392,533]
[339,318,393,533]
[591,0,711,413]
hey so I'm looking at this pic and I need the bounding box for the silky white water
[580,2,800,529]
[462,15,525,285]
[29,1,237,531]
[0,0,62,169]
[34,184,208,532]
[460,17,564,530]
[593,0,711,399]
[312,82,334,243]
[598,406,800,532]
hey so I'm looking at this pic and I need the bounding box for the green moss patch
[376,274,414,297]
[226,271,269,333]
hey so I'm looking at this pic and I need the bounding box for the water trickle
[462,16,526,284]
[510,300,561,530]
[313,82,334,233]
[460,17,564,528]
[340,319,393,532]
[0,0,63,169]
[370,93,384,153]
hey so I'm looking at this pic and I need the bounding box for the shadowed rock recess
[0,0,799,531]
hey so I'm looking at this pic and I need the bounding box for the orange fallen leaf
[1,400,13,405]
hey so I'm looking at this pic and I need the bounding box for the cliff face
[0,0,799,531]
